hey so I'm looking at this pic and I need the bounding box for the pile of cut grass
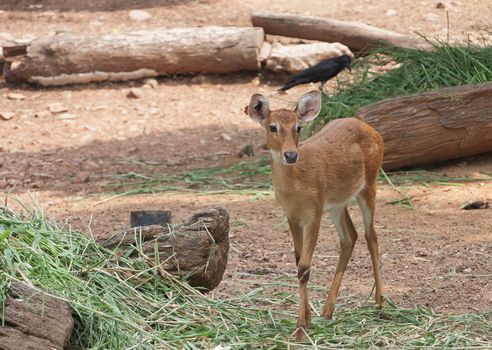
[1,203,491,349]
[312,40,492,130]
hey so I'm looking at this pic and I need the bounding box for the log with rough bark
[251,12,428,52]
[100,207,229,291]
[3,27,264,86]
[0,282,74,350]
[356,82,492,170]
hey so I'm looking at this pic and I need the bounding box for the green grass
[379,169,492,209]
[104,156,273,200]
[0,203,491,348]
[311,40,492,131]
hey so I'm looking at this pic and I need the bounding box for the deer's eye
[296,125,302,133]
[269,125,278,133]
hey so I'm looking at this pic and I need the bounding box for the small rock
[48,104,69,114]
[129,9,152,21]
[0,112,14,120]
[221,133,232,141]
[31,181,43,188]
[190,73,208,84]
[143,78,158,89]
[7,92,26,100]
[80,135,93,144]
[127,88,143,99]
[386,9,397,16]
[461,201,489,210]
[7,178,19,186]
[238,144,255,158]
[75,172,90,183]
[265,42,353,74]
[436,2,446,9]
[58,113,76,120]
[35,110,51,118]
[0,32,16,42]
[463,268,472,274]
[424,13,439,21]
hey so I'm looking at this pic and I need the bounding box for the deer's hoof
[321,304,335,320]
[295,327,306,342]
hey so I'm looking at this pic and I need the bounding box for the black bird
[278,54,352,93]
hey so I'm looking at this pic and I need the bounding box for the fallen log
[252,12,428,52]
[3,27,264,85]
[0,282,74,350]
[356,82,492,170]
[100,207,229,291]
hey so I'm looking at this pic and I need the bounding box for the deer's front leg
[288,218,303,266]
[295,214,321,342]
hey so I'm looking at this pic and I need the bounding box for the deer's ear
[296,90,321,122]
[248,94,270,123]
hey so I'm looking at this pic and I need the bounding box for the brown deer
[247,90,384,341]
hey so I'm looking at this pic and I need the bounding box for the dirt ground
[1,0,491,315]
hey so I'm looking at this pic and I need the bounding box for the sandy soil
[0,0,491,315]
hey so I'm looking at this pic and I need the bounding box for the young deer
[247,90,384,341]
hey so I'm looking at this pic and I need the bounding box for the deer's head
[247,91,321,165]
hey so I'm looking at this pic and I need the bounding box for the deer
[246,90,384,341]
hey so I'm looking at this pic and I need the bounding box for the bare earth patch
[1,0,491,317]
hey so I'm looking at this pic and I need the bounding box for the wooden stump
[356,82,492,170]
[100,207,230,291]
[3,27,264,85]
[0,282,74,350]
[251,12,428,52]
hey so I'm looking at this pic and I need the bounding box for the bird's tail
[277,80,298,92]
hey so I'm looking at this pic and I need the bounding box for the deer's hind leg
[356,184,383,306]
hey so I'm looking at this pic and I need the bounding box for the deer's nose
[284,151,298,164]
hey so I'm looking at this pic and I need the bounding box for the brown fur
[253,97,384,341]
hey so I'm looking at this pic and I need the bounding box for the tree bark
[356,82,492,170]
[3,27,264,85]
[251,12,428,52]
[0,282,74,350]
[100,207,229,291]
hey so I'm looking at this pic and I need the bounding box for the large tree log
[100,207,229,291]
[3,27,264,86]
[0,282,74,350]
[251,12,428,52]
[356,82,492,170]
